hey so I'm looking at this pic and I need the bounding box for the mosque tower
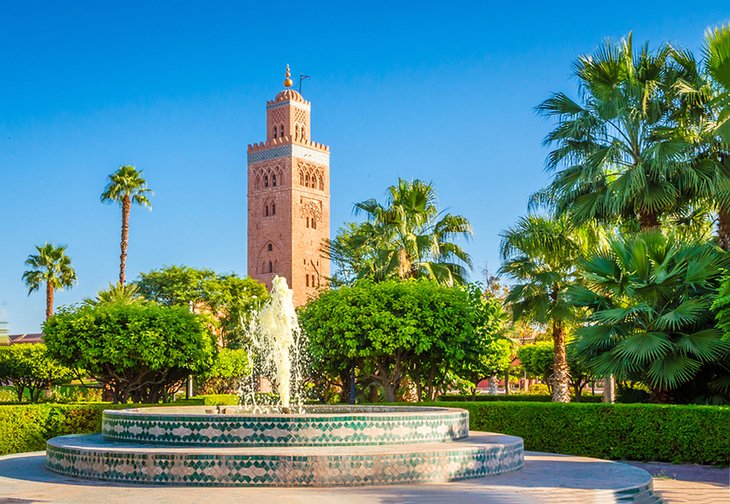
[247,65,330,306]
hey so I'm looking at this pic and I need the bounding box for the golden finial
[284,64,293,88]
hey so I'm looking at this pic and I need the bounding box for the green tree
[0,344,72,402]
[499,216,597,402]
[351,179,473,286]
[299,279,491,402]
[85,282,146,305]
[572,231,730,403]
[197,348,251,394]
[517,341,554,387]
[101,165,152,285]
[22,243,76,319]
[533,35,702,230]
[44,302,216,403]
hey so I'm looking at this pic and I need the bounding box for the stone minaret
[247,65,330,306]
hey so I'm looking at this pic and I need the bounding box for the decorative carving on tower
[247,66,330,306]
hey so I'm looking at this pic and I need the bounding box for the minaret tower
[247,65,330,306]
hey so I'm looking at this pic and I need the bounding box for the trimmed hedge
[188,394,239,406]
[439,394,603,403]
[427,401,730,465]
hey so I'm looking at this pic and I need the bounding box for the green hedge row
[430,401,730,465]
[439,394,603,403]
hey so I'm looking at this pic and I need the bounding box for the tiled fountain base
[46,432,523,486]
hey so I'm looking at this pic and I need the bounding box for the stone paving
[626,461,729,504]
[0,451,665,503]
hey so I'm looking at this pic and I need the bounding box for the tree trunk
[382,382,396,403]
[45,281,54,319]
[504,371,510,395]
[718,207,730,252]
[638,211,660,231]
[551,320,571,403]
[120,195,131,285]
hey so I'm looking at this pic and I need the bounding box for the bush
[186,394,240,406]
[196,348,251,394]
[527,383,551,395]
[439,394,602,403]
[427,401,730,465]
[0,344,72,402]
[44,302,217,403]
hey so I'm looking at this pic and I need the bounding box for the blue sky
[1,1,727,333]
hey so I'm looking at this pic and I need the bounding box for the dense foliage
[431,401,730,465]
[300,279,506,402]
[136,265,267,347]
[0,344,72,402]
[196,348,251,394]
[43,302,217,403]
[572,232,730,403]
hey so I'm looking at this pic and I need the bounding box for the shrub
[187,394,240,406]
[44,302,217,403]
[196,348,251,394]
[427,401,730,465]
[439,394,602,403]
[0,344,72,402]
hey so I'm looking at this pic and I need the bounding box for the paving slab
[625,461,729,504]
[0,451,660,503]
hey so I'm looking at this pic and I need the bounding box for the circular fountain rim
[107,404,467,419]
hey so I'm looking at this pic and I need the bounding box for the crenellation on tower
[247,66,330,306]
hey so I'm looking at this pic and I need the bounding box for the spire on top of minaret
[284,64,293,88]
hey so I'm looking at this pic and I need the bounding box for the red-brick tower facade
[247,66,330,306]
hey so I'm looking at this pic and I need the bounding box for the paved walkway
[0,451,665,503]
[625,461,729,503]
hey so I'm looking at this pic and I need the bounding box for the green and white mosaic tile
[102,406,470,447]
[46,432,524,487]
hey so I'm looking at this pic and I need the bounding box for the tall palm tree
[101,165,152,285]
[352,179,473,286]
[571,231,730,403]
[533,34,702,230]
[22,243,76,319]
[499,216,598,402]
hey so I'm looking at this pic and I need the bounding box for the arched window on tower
[264,175,269,188]
[273,126,277,139]
[300,172,304,186]
[305,217,310,228]
[305,174,310,187]
[279,124,284,138]
[268,243,273,252]
[311,218,316,230]
[264,205,269,217]
[272,174,277,187]
[295,124,299,140]
[319,176,324,190]
[306,274,309,287]
[268,261,273,273]
[271,203,276,215]
[301,127,306,140]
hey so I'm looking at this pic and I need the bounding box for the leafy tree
[533,35,703,230]
[572,231,730,403]
[517,341,554,387]
[0,344,72,402]
[499,215,598,402]
[135,266,267,347]
[22,243,76,319]
[197,348,251,394]
[299,279,493,402]
[350,179,473,286]
[101,165,152,285]
[44,302,216,403]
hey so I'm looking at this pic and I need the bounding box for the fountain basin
[101,405,470,447]
[46,431,523,486]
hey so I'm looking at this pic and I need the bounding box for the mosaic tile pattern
[101,406,470,447]
[46,432,524,487]
[248,144,330,164]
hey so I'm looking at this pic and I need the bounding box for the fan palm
[705,23,730,144]
[533,34,702,230]
[101,165,152,285]
[22,243,76,319]
[571,231,730,403]
[85,282,145,305]
[499,215,598,402]
[352,179,473,286]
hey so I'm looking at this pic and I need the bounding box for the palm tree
[571,231,730,403]
[85,282,145,305]
[499,216,598,402]
[533,34,702,230]
[101,165,152,285]
[705,23,730,145]
[22,243,76,319]
[352,179,473,286]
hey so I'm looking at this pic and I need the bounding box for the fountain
[44,276,524,486]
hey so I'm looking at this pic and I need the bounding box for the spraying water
[240,276,307,413]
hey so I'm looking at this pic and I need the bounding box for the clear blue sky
[1,1,727,333]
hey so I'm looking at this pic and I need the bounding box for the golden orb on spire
[284,64,293,88]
